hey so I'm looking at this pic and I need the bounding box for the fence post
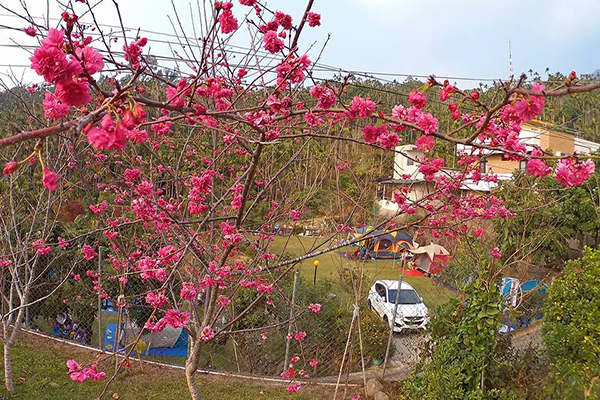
[283,270,299,373]
[97,246,102,349]
[382,253,406,379]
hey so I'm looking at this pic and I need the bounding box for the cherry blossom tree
[1,0,600,398]
[0,138,84,392]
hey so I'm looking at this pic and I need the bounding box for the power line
[0,12,590,87]
[0,13,509,84]
[0,15,597,141]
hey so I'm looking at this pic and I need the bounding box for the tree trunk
[4,341,14,393]
[185,340,202,400]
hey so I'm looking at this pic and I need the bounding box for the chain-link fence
[19,236,543,389]
[20,244,453,382]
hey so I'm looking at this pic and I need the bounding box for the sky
[0,0,599,88]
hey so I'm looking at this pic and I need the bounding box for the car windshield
[387,289,421,304]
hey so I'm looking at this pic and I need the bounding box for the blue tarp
[102,323,188,357]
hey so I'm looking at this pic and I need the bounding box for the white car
[367,280,429,333]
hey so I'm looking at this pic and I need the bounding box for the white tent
[411,244,451,275]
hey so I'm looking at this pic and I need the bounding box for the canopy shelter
[412,244,451,275]
[362,230,414,259]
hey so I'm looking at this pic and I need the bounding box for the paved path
[316,322,543,384]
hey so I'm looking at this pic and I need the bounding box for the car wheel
[383,315,391,328]
[368,300,373,311]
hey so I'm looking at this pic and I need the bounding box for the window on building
[520,160,528,171]
[480,157,488,173]
[406,158,414,166]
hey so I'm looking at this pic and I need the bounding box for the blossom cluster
[66,360,106,382]
[30,28,103,119]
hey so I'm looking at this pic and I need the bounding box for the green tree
[494,171,600,269]
[400,268,513,400]
[542,248,600,399]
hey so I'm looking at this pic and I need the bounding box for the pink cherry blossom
[89,200,107,215]
[377,130,401,149]
[417,113,439,134]
[290,209,302,221]
[75,46,104,75]
[82,245,98,261]
[526,158,552,178]
[439,84,455,101]
[231,194,243,209]
[201,325,214,341]
[42,168,59,191]
[163,309,190,328]
[218,3,238,34]
[263,31,284,53]
[86,113,127,151]
[361,124,387,143]
[308,303,321,313]
[180,282,199,301]
[286,383,302,393]
[23,26,36,36]
[307,12,321,27]
[555,158,595,187]
[408,90,427,109]
[3,161,19,175]
[514,83,545,121]
[473,229,485,237]
[58,237,69,249]
[43,92,70,120]
[346,96,377,120]
[491,247,502,259]
[32,239,51,256]
[275,12,293,30]
[145,292,168,308]
[123,37,147,69]
[415,135,435,151]
[217,295,231,307]
[418,158,445,181]
[276,54,310,89]
[124,168,142,182]
[145,319,168,332]
[54,78,91,107]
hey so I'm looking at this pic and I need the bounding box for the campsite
[1,0,600,399]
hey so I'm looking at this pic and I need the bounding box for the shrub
[356,306,389,361]
[400,272,516,399]
[542,247,600,399]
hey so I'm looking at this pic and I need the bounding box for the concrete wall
[544,130,574,155]
[487,154,520,174]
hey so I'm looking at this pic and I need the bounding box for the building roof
[377,178,426,185]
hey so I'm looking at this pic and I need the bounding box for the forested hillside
[2,70,598,223]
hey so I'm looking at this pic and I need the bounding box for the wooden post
[283,271,300,372]
[382,252,407,379]
[97,246,102,348]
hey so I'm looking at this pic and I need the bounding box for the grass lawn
[267,235,456,309]
[0,333,331,400]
